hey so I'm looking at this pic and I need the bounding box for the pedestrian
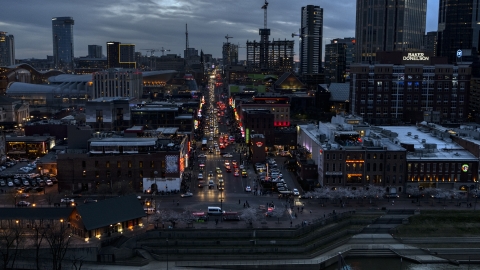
[290,221,292,227]
[239,199,241,204]
[295,213,297,218]
[244,203,246,208]
[297,207,299,212]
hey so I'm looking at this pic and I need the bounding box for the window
[339,154,343,160]
[95,171,99,178]
[95,161,98,168]
[326,154,330,160]
[151,161,155,168]
[82,161,86,168]
[117,161,121,168]
[106,161,110,168]
[128,161,132,168]
[333,154,336,160]
[139,161,143,168]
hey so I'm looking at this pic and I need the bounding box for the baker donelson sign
[403,53,429,61]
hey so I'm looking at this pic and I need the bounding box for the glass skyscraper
[355,0,427,63]
[0,32,15,66]
[299,5,323,75]
[52,17,74,70]
[437,0,480,63]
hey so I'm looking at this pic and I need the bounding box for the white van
[207,206,224,216]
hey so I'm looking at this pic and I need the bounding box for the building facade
[52,17,74,70]
[325,38,355,84]
[57,135,188,193]
[107,42,136,69]
[92,69,142,100]
[423,31,437,56]
[350,57,470,125]
[355,0,427,63]
[88,45,102,58]
[0,32,14,66]
[437,0,480,63]
[299,5,323,75]
[85,97,133,132]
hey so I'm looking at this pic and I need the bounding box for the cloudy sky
[1,0,439,61]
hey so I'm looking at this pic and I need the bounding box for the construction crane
[141,49,158,57]
[159,47,170,56]
[261,0,268,29]
[225,35,233,43]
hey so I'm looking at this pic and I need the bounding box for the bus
[201,138,208,150]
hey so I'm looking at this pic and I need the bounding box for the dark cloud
[1,0,438,60]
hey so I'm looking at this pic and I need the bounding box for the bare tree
[6,190,18,207]
[44,220,73,270]
[240,207,259,227]
[31,221,46,270]
[154,209,183,228]
[0,226,24,270]
[113,181,134,196]
[268,207,284,224]
[96,184,110,200]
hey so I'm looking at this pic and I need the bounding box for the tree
[0,226,24,270]
[96,183,110,200]
[113,181,134,196]
[31,221,46,270]
[268,207,284,224]
[44,220,73,270]
[240,207,259,227]
[154,209,182,228]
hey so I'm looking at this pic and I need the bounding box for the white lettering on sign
[403,53,429,61]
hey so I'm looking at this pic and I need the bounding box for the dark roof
[76,195,145,231]
[0,207,73,220]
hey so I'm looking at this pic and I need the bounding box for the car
[198,173,204,180]
[216,167,222,174]
[208,171,214,178]
[223,153,233,158]
[22,180,30,186]
[242,169,247,177]
[45,179,53,186]
[239,165,244,169]
[245,186,252,192]
[209,137,214,141]
[293,189,300,196]
[234,171,240,177]
[225,166,232,172]
[0,180,5,187]
[61,198,74,203]
[7,180,14,187]
[84,198,98,204]
[198,154,207,158]
[181,192,193,198]
[208,180,215,188]
[17,201,31,207]
[20,193,30,198]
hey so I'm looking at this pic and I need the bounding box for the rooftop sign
[403,53,429,61]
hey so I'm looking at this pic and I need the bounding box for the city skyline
[1,0,439,61]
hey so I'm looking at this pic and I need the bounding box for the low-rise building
[56,132,189,193]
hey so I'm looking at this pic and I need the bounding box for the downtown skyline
[1,0,439,60]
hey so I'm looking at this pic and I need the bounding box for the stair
[348,249,397,257]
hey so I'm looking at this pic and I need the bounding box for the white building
[92,68,143,100]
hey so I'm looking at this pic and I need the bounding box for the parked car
[181,192,193,198]
[84,198,98,204]
[17,201,31,207]
[61,198,74,203]
[293,189,300,196]
[245,185,252,192]
[45,179,53,186]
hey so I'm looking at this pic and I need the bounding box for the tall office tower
[325,38,356,84]
[222,42,238,67]
[52,17,74,70]
[0,32,15,66]
[184,48,198,59]
[299,5,323,75]
[437,0,480,63]
[88,45,102,58]
[355,0,427,63]
[107,41,136,68]
[423,31,437,56]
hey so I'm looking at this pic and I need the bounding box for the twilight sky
[1,0,439,61]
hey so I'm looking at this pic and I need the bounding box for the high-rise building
[107,41,136,69]
[355,0,427,63]
[0,32,15,66]
[325,38,355,84]
[437,0,480,63]
[423,32,437,56]
[299,5,323,75]
[88,45,102,58]
[52,17,74,70]
[222,42,238,67]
